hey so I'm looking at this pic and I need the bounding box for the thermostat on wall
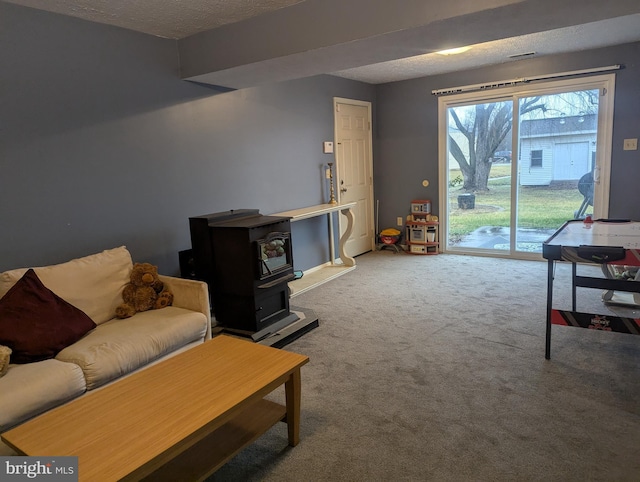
[323,141,334,153]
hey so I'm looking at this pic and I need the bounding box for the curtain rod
[431,64,623,96]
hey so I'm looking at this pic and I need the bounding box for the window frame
[437,74,616,259]
[530,149,543,168]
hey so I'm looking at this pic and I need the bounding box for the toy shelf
[406,221,439,255]
[405,199,439,255]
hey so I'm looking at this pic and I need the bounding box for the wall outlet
[397,217,403,226]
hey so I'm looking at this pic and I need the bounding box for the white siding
[519,138,554,186]
[519,133,596,186]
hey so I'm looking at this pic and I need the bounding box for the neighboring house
[519,114,597,186]
[447,131,468,170]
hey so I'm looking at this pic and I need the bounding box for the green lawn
[448,166,585,238]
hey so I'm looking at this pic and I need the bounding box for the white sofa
[0,246,211,455]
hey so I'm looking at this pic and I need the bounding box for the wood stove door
[254,284,290,330]
[215,282,290,332]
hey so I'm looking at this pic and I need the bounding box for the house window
[531,150,543,167]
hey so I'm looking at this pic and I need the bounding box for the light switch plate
[323,141,334,153]
[623,138,638,151]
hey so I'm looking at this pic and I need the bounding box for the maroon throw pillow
[0,269,96,363]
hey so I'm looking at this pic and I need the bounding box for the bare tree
[540,90,598,117]
[449,97,545,192]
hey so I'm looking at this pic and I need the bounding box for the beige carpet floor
[208,251,640,481]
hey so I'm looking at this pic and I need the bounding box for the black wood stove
[189,209,316,344]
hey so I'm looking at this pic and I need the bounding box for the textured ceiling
[3,0,305,39]
[5,0,640,85]
[334,14,640,84]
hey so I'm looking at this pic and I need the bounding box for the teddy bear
[115,262,173,319]
[0,345,11,378]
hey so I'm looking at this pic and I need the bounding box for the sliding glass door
[445,98,513,253]
[439,75,615,259]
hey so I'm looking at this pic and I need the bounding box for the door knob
[340,188,348,193]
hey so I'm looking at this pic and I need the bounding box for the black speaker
[178,249,197,280]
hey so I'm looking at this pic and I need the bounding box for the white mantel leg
[339,206,355,267]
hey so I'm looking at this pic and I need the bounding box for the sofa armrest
[158,275,211,340]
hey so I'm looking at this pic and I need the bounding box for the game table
[542,219,640,359]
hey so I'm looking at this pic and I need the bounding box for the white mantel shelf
[272,202,357,297]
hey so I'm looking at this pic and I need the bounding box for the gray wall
[375,42,640,230]
[0,2,375,274]
[3,2,639,277]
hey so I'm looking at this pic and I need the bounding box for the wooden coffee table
[2,335,309,481]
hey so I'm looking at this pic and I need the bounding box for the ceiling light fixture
[435,46,471,56]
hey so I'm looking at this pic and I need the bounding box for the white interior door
[334,98,374,257]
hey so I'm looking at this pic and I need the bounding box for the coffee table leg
[285,368,302,446]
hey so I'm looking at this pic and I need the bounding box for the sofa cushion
[0,359,86,432]
[0,246,132,325]
[0,269,96,363]
[56,307,208,390]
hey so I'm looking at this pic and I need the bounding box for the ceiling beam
[178,0,640,89]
